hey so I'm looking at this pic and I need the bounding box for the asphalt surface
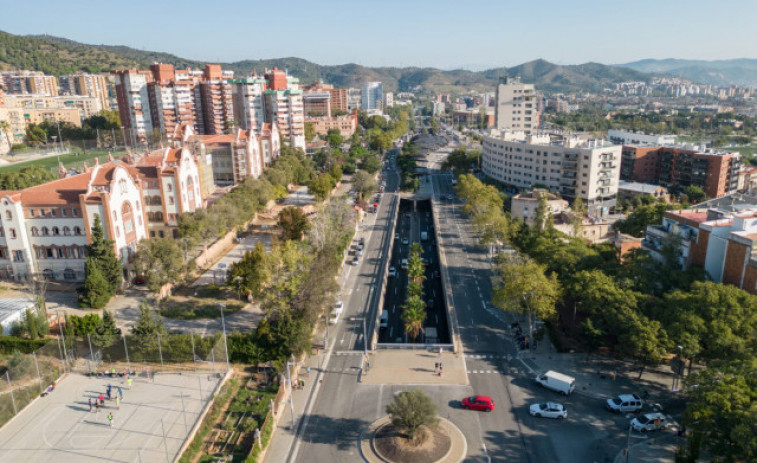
[283,138,637,463]
[379,197,450,344]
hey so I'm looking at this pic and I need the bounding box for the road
[281,141,633,463]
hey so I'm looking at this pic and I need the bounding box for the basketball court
[0,370,225,463]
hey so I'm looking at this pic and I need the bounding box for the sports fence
[0,332,228,429]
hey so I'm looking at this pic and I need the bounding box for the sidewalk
[520,337,679,402]
[613,434,681,463]
[361,350,468,386]
[263,345,324,463]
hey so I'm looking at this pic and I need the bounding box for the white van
[535,371,576,396]
[380,310,389,329]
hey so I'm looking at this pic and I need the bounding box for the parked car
[379,310,389,329]
[388,267,397,277]
[606,394,643,413]
[133,277,146,285]
[631,413,669,432]
[535,371,576,396]
[329,302,344,325]
[351,257,359,266]
[529,402,567,419]
[461,395,495,412]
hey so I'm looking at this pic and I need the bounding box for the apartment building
[302,82,349,114]
[59,73,110,110]
[361,82,383,112]
[305,111,358,138]
[302,90,331,117]
[494,76,539,133]
[113,69,154,144]
[146,64,203,138]
[347,88,361,111]
[0,71,58,96]
[621,145,741,198]
[198,64,234,135]
[230,69,305,150]
[0,147,202,281]
[642,193,757,294]
[4,94,103,119]
[482,130,621,215]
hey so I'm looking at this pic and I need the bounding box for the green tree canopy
[385,390,439,440]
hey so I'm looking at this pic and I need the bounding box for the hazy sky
[1,0,755,69]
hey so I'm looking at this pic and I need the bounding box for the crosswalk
[464,353,512,360]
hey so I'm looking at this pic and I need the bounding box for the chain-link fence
[0,332,228,429]
[0,338,67,427]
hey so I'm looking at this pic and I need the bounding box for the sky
[1,0,755,70]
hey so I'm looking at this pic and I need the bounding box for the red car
[462,395,495,412]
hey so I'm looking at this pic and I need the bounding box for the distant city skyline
[1,0,755,70]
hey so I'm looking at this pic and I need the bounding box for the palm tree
[0,120,13,153]
[402,296,427,341]
[407,243,426,284]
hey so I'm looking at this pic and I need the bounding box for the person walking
[438,363,443,377]
[439,347,443,357]
[88,398,93,412]
[127,378,133,390]
[116,396,120,410]
[99,394,105,406]
[107,413,113,428]
[106,388,111,401]
[118,386,123,399]
[95,401,100,414]
[434,362,439,374]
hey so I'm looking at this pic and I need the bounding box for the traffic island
[359,416,467,463]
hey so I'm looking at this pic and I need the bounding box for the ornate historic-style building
[0,146,203,281]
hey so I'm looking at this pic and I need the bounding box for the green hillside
[0,29,653,94]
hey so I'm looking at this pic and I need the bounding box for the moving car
[529,402,567,419]
[535,371,576,396]
[606,394,643,413]
[401,258,408,269]
[461,395,495,412]
[379,310,389,329]
[420,231,428,241]
[402,237,409,245]
[388,266,397,277]
[631,413,669,432]
[395,233,399,240]
[329,302,344,325]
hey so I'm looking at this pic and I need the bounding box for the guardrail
[368,194,400,351]
[375,343,454,350]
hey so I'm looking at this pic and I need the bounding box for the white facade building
[482,130,622,215]
[495,76,538,133]
[608,129,677,146]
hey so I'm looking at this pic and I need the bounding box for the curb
[359,415,467,463]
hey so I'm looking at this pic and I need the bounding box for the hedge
[0,337,51,355]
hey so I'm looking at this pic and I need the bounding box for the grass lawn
[729,146,757,157]
[0,149,127,174]
[159,286,246,320]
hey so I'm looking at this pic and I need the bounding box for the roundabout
[359,415,467,463]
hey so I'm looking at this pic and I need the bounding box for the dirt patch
[374,423,451,463]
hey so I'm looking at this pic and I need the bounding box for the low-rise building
[642,193,757,294]
[305,111,358,138]
[608,130,676,146]
[617,180,669,202]
[510,189,568,225]
[4,94,104,119]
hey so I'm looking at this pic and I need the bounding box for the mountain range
[0,29,755,94]
[619,58,757,87]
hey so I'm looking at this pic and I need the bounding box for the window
[57,248,65,259]
[29,209,35,217]
[72,208,78,217]
[0,228,4,237]
[50,209,56,218]
[42,227,49,236]
[61,208,67,217]
[150,231,156,238]
[31,227,39,236]
[74,226,82,235]
[46,248,53,258]
[113,211,118,223]
[52,227,60,236]
[158,231,165,238]
[36,248,44,259]
[66,248,73,258]
[63,227,71,236]
[168,197,174,205]
[63,268,75,280]
[5,211,10,220]
[13,250,23,262]
[166,183,173,192]
[10,229,16,239]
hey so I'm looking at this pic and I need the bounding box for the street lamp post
[216,303,230,371]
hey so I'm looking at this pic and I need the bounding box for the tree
[92,309,121,348]
[683,357,757,462]
[618,316,670,380]
[0,120,12,151]
[86,215,122,293]
[131,302,166,336]
[304,123,316,142]
[308,173,335,201]
[278,207,310,241]
[80,259,112,309]
[682,185,707,203]
[613,203,675,237]
[227,241,271,300]
[351,170,377,200]
[492,255,561,342]
[407,243,425,284]
[570,197,586,237]
[360,152,382,174]
[133,238,192,293]
[385,390,439,440]
[401,296,427,340]
[326,129,344,148]
[533,191,550,233]
[0,166,57,190]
